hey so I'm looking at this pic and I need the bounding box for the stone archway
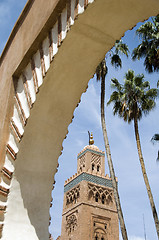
[0,0,158,239]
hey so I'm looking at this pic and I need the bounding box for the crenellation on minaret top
[64,140,113,186]
[64,171,112,187]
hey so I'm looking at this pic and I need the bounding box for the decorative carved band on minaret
[78,153,86,171]
[91,153,101,165]
[66,185,80,206]
[66,211,78,235]
[88,183,113,205]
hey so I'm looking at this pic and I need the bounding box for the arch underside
[0,0,159,239]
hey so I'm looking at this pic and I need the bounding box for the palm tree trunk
[101,76,128,240]
[134,117,159,239]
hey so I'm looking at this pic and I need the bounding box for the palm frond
[125,70,135,81]
[111,55,122,69]
[134,74,145,87]
[151,133,159,162]
[111,78,122,91]
[156,151,159,162]
[136,22,154,41]
[132,44,147,60]
[107,91,119,105]
[151,134,159,143]
[108,69,158,124]
[132,15,159,74]
[95,59,108,82]
[114,40,129,57]
[145,88,158,99]
[142,80,150,89]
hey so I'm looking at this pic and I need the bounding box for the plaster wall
[0,0,66,167]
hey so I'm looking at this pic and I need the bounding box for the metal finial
[88,131,94,145]
[88,131,90,145]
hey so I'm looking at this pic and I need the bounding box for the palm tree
[95,40,129,240]
[132,14,159,73]
[107,69,159,239]
[151,134,159,161]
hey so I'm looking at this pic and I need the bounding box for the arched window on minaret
[66,198,69,205]
[92,164,95,171]
[95,193,99,202]
[102,195,105,204]
[77,191,79,198]
[97,165,100,172]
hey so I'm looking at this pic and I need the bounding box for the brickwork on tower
[60,135,119,240]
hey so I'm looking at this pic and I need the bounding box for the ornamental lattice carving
[66,212,77,234]
[91,153,101,166]
[78,154,86,170]
[88,183,113,204]
[66,185,80,205]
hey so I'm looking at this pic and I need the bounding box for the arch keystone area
[0,0,159,239]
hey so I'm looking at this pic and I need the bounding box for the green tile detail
[64,173,112,193]
[77,149,105,159]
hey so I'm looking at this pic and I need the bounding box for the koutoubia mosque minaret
[60,133,119,240]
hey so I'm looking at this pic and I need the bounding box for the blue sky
[0,1,159,240]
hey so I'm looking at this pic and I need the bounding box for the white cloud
[129,236,146,240]
[120,234,147,240]
[76,139,85,147]
[0,0,18,22]
[80,80,101,128]
[0,2,10,23]
[0,0,27,53]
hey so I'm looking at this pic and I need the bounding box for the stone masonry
[60,135,119,240]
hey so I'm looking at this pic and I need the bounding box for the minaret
[60,134,119,240]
